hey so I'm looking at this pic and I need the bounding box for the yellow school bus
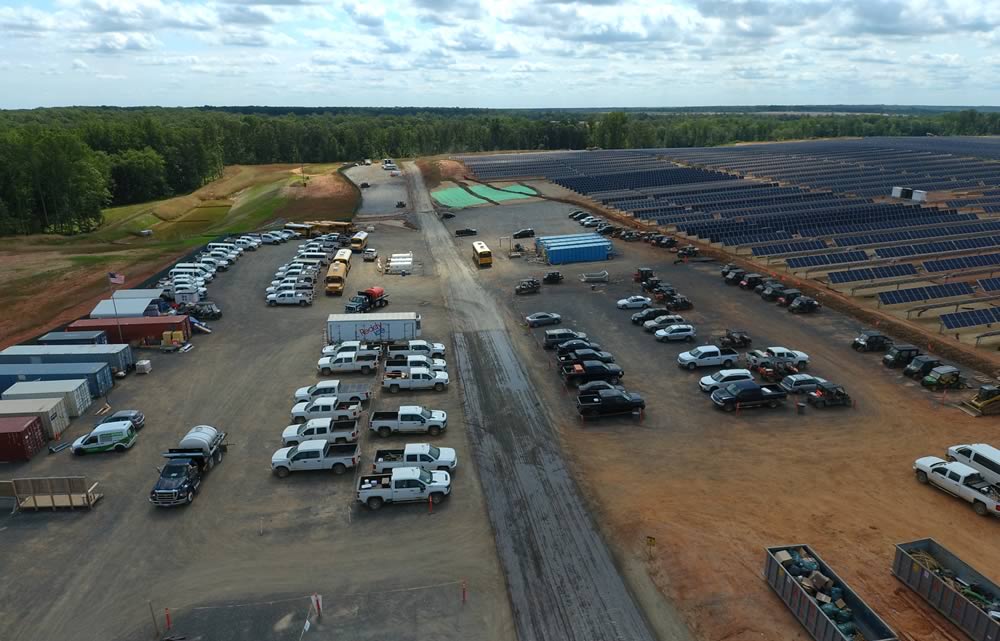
[324,262,349,296]
[472,241,493,267]
[334,249,353,272]
[350,231,369,252]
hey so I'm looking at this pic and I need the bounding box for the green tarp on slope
[468,185,534,202]
[431,187,489,208]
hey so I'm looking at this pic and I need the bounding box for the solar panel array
[923,252,1000,273]
[978,278,1000,292]
[786,251,868,269]
[827,264,918,284]
[878,283,973,306]
[875,235,1000,259]
[940,308,1000,330]
[832,220,1000,247]
[750,240,827,256]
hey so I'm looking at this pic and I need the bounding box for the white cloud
[72,58,90,70]
[74,32,161,53]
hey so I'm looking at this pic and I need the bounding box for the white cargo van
[296,252,330,265]
[208,242,242,257]
[176,262,215,277]
[948,443,1000,486]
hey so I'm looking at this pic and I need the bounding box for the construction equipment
[720,329,753,348]
[633,267,654,283]
[961,385,1000,416]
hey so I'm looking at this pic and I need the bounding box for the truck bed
[326,443,360,458]
[373,449,404,462]
[358,473,391,489]
[370,411,399,422]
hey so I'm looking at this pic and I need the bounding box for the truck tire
[916,470,928,484]
[723,360,733,368]
[74,448,86,456]
[185,492,193,504]
[685,336,693,342]
[814,400,826,409]
[390,384,400,394]
[114,444,127,453]
[215,450,223,464]
[686,362,696,371]
[268,300,277,307]
[768,400,779,408]
[378,426,391,438]
[367,496,384,510]
[429,492,444,505]
[275,466,290,478]
[429,426,441,437]
[321,368,331,376]
[361,366,371,375]
[973,501,989,516]
[797,361,807,369]
[434,383,444,392]
[723,403,735,412]
[332,463,347,475]
[609,376,620,384]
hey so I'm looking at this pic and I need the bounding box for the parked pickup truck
[372,443,457,473]
[369,405,448,437]
[746,346,809,369]
[677,345,740,370]
[294,380,372,403]
[291,396,362,423]
[385,340,446,359]
[577,389,645,417]
[356,467,452,510]
[317,352,379,375]
[149,425,227,507]
[271,441,360,478]
[710,380,787,411]
[914,456,1000,517]
[560,360,624,386]
[321,341,381,358]
[281,418,359,446]
[382,368,449,393]
[558,349,615,366]
[385,354,448,374]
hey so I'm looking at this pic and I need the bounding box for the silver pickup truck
[382,368,449,393]
[372,443,458,473]
[369,405,448,437]
[356,467,451,510]
[271,440,360,478]
[914,456,1000,517]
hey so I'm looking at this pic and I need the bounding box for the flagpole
[108,273,125,345]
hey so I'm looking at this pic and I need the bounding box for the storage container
[0,398,70,440]
[764,544,897,641]
[68,315,192,344]
[0,362,113,398]
[327,313,421,343]
[89,298,158,319]
[2,379,92,417]
[37,330,108,345]
[0,415,47,461]
[545,241,613,265]
[892,538,1000,641]
[0,344,134,373]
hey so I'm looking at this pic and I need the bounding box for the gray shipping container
[0,397,70,440]
[764,545,898,641]
[2,379,93,418]
[37,330,108,345]
[0,344,134,373]
[0,363,113,399]
[892,538,1000,641]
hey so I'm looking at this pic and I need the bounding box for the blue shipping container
[540,238,611,251]
[546,242,613,265]
[0,344,135,372]
[537,233,603,244]
[0,363,114,398]
[37,331,108,345]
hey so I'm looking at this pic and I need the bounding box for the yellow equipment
[961,385,1000,416]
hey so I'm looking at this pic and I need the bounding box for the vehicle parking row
[721,263,822,314]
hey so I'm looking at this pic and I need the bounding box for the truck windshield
[710,371,727,382]
[427,445,440,458]
[420,409,432,419]
[689,348,703,357]
[161,463,187,479]
[724,383,741,395]
[419,469,433,484]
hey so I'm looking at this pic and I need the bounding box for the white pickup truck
[294,380,372,403]
[321,341,381,358]
[369,405,448,437]
[676,345,741,370]
[372,443,458,473]
[271,441,360,478]
[291,396,362,423]
[356,467,452,510]
[385,340,446,359]
[281,418,359,446]
[382,368,449,393]
[317,352,379,375]
[746,346,810,369]
[914,456,1000,517]
[384,355,448,374]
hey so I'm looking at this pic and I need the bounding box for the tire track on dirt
[405,163,656,641]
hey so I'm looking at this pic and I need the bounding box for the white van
[948,443,1000,486]
[208,242,242,257]
[176,262,215,277]
[170,267,214,282]
[297,252,330,265]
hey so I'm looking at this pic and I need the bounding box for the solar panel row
[978,277,1000,292]
[750,240,827,256]
[940,308,1000,330]
[827,264,918,284]
[786,251,868,269]
[923,253,1000,273]
[878,283,973,306]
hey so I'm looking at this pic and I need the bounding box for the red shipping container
[0,415,47,462]
[67,315,192,344]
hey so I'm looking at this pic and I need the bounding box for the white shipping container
[0,397,70,439]
[326,312,422,343]
[2,379,92,417]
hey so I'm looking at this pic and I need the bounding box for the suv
[543,329,587,349]
[699,369,754,393]
[643,314,685,332]
[455,228,478,237]
[512,228,535,239]
[631,308,668,324]
[655,324,696,342]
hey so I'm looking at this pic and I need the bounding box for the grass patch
[68,254,119,266]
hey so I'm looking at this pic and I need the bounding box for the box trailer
[892,538,1000,641]
[327,313,422,344]
[67,316,192,345]
[0,363,113,399]
[37,330,108,345]
[764,544,897,641]
[2,379,92,418]
[0,398,70,440]
[0,344,135,373]
[0,415,47,462]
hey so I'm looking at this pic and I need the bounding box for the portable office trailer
[68,316,192,344]
[0,344,135,373]
[112,288,166,300]
[0,398,70,440]
[327,312,421,343]
[37,330,108,345]
[2,379,92,417]
[764,544,897,641]
[89,298,158,319]
[892,538,1000,641]
[0,416,47,462]
[0,363,113,399]
[545,241,613,265]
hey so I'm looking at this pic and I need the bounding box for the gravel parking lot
[344,163,410,216]
[0,227,513,641]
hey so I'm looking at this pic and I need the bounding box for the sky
[1,0,1000,109]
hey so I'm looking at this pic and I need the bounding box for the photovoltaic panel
[978,277,1000,292]
[827,264,917,284]
[750,240,826,256]
[940,308,1000,330]
[786,251,868,269]
[878,282,973,306]
[924,252,1000,273]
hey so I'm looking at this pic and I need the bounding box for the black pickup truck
[558,349,615,366]
[560,360,624,386]
[577,389,645,417]
[710,380,787,411]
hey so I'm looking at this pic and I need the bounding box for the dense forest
[3,107,1000,235]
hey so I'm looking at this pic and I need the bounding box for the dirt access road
[404,162,663,641]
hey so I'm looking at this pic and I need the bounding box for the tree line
[2,107,1000,235]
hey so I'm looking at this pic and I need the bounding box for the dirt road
[405,163,659,641]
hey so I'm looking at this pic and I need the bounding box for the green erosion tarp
[468,185,534,202]
[431,187,489,208]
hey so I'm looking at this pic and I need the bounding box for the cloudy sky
[1,0,999,109]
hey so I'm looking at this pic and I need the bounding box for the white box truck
[326,312,422,344]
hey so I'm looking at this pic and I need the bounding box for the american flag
[107,272,125,285]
